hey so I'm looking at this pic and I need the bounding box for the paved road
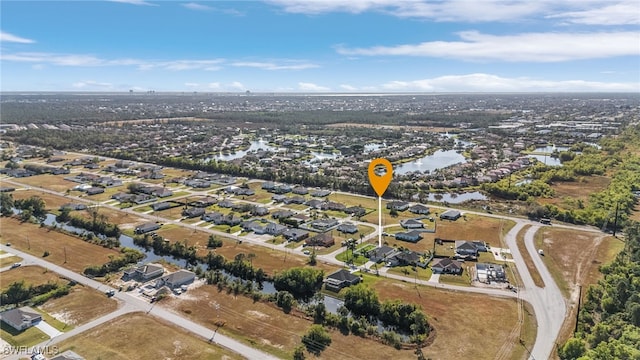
[0,244,279,360]
[504,222,566,360]
[3,176,583,359]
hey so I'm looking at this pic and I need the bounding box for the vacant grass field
[534,227,622,299]
[10,189,76,212]
[10,174,76,193]
[41,285,118,326]
[0,217,122,273]
[55,313,243,360]
[371,277,528,360]
[0,265,63,291]
[539,176,611,211]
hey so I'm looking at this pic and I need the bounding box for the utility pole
[612,200,620,237]
[64,246,67,264]
[574,285,582,334]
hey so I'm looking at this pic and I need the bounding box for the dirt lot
[41,285,118,326]
[55,313,243,360]
[10,174,76,193]
[0,217,122,273]
[10,189,76,212]
[539,176,610,210]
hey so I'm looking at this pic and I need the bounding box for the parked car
[105,289,115,297]
[10,262,21,269]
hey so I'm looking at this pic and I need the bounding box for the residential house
[344,206,366,217]
[85,187,105,196]
[337,222,358,234]
[123,263,164,281]
[292,186,309,195]
[395,230,423,243]
[284,196,306,205]
[440,209,462,221]
[386,201,410,211]
[288,213,309,226]
[261,181,276,191]
[0,306,42,331]
[135,222,161,234]
[310,218,339,231]
[455,240,479,258]
[283,229,310,242]
[409,204,430,215]
[400,219,424,229]
[271,194,288,203]
[201,212,224,223]
[183,207,205,218]
[152,202,172,211]
[368,246,397,263]
[265,222,288,236]
[320,201,346,211]
[155,270,196,289]
[431,258,463,274]
[218,199,235,208]
[325,269,361,292]
[250,206,269,216]
[192,197,217,207]
[395,251,424,267]
[311,189,331,197]
[272,210,295,220]
[59,203,87,211]
[305,233,335,247]
[305,199,324,209]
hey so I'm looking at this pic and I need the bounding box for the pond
[209,139,281,161]
[530,154,563,166]
[533,145,570,154]
[427,191,487,203]
[395,149,467,175]
[364,143,386,153]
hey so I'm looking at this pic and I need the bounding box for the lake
[209,139,281,161]
[395,149,467,175]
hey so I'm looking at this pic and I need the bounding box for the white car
[10,262,22,269]
[303,250,311,255]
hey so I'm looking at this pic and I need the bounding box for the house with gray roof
[0,306,42,331]
[155,270,196,289]
[325,269,361,292]
[400,218,424,229]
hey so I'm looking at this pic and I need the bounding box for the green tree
[273,267,324,300]
[558,338,586,360]
[343,283,380,318]
[292,345,306,360]
[0,193,14,216]
[301,325,331,356]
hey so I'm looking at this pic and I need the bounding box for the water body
[395,149,467,175]
[210,140,280,161]
[427,191,486,203]
[364,143,386,153]
[533,145,570,154]
[530,154,563,166]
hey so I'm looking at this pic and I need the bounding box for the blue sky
[1,0,639,92]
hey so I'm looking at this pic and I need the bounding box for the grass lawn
[0,322,49,347]
[387,266,432,281]
[36,310,69,332]
[56,313,243,360]
[0,218,123,274]
[335,250,368,266]
[10,174,75,193]
[439,272,472,287]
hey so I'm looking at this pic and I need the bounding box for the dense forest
[558,221,640,359]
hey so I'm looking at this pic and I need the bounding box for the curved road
[2,174,586,359]
[0,244,279,360]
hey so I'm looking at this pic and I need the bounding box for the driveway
[34,320,64,338]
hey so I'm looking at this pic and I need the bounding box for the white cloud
[336,31,640,62]
[109,0,157,6]
[339,84,358,91]
[208,82,221,89]
[548,1,640,25]
[72,80,114,89]
[379,73,639,92]
[229,81,246,91]
[268,0,640,24]
[231,61,319,70]
[184,82,200,87]
[1,52,225,70]
[182,2,213,11]
[298,82,330,91]
[0,31,36,44]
